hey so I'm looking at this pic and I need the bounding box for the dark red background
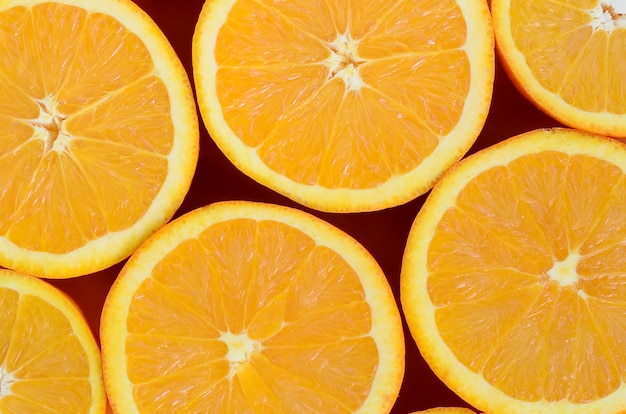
[47,1,564,412]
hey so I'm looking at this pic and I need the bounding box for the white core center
[590,1,626,31]
[220,331,260,378]
[547,252,580,287]
[0,368,15,398]
[32,95,70,153]
[324,32,365,92]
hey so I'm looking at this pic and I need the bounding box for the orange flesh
[214,0,469,189]
[509,0,626,113]
[0,289,92,413]
[0,4,173,254]
[125,218,378,412]
[427,151,626,403]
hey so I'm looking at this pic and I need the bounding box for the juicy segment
[0,289,93,413]
[0,4,173,254]
[124,218,378,412]
[214,0,469,189]
[427,151,626,403]
[510,0,626,113]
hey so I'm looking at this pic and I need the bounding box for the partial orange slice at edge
[0,0,198,278]
[402,127,626,413]
[0,268,105,414]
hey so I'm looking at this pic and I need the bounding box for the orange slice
[492,0,626,138]
[100,201,405,412]
[401,128,626,413]
[0,268,105,413]
[0,0,198,278]
[192,0,494,212]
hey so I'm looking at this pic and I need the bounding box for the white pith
[589,1,626,31]
[323,32,365,92]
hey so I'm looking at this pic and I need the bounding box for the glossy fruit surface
[0,269,105,413]
[0,0,198,278]
[402,128,626,413]
[492,0,626,137]
[193,0,494,212]
[101,201,404,413]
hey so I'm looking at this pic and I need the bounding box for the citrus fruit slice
[0,0,199,278]
[0,268,105,413]
[492,0,626,138]
[401,128,626,413]
[192,0,494,213]
[100,200,405,413]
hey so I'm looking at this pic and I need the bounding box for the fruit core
[590,1,626,31]
[32,95,70,154]
[547,251,580,288]
[324,32,365,92]
[0,367,14,398]
[220,330,261,379]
